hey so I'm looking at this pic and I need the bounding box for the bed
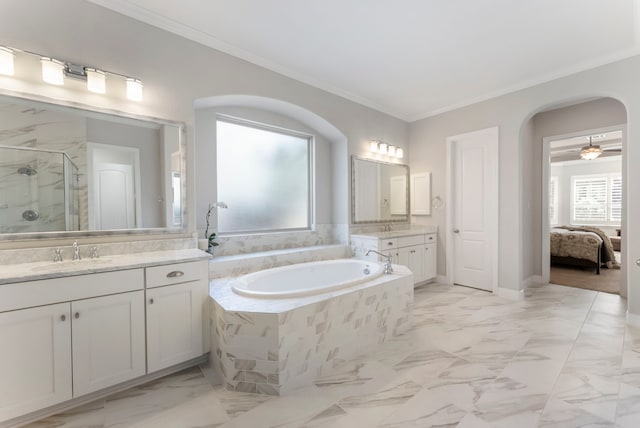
[550,226,618,275]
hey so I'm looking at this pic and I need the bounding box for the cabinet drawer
[379,238,398,249]
[146,261,204,288]
[398,235,425,248]
[0,269,144,313]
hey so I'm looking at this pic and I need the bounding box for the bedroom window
[570,174,621,226]
[216,116,313,234]
[549,176,559,226]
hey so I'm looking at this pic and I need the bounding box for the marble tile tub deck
[25,282,640,428]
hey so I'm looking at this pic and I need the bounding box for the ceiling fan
[579,136,622,160]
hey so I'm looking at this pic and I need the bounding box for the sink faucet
[53,248,63,263]
[365,249,393,274]
[72,240,81,261]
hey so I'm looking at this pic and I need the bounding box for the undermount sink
[31,258,114,272]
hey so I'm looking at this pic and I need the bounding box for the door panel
[451,127,498,291]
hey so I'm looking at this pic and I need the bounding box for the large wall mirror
[0,93,185,240]
[352,156,409,223]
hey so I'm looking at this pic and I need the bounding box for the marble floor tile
[25,281,640,428]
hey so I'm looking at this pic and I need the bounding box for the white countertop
[351,225,438,240]
[0,249,211,285]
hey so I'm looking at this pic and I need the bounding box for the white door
[72,291,145,396]
[94,162,136,229]
[0,303,72,421]
[448,127,498,291]
[146,282,205,372]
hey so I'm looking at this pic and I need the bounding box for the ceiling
[89,0,640,122]
[550,131,623,162]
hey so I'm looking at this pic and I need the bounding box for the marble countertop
[0,249,211,285]
[351,225,438,240]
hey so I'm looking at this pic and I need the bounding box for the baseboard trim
[522,275,544,288]
[436,275,448,284]
[496,287,525,301]
[2,355,209,428]
[627,311,640,328]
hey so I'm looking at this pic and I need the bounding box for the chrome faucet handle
[53,248,63,262]
[72,240,81,261]
[90,246,99,259]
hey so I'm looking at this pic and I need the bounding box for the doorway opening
[544,128,624,294]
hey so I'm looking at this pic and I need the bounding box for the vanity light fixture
[85,68,106,94]
[126,78,143,101]
[41,57,65,85]
[387,145,397,157]
[0,46,15,76]
[369,139,404,158]
[1,43,144,101]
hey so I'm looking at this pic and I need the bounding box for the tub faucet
[365,249,393,274]
[72,240,81,261]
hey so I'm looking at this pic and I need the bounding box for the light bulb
[388,145,396,157]
[0,46,15,76]
[41,57,65,85]
[370,140,379,153]
[86,68,106,94]
[378,142,388,154]
[126,78,143,101]
[395,148,404,159]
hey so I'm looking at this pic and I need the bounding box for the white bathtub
[231,259,384,298]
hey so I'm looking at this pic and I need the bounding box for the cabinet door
[398,245,425,284]
[146,281,206,372]
[72,291,145,396]
[424,243,437,281]
[0,303,72,421]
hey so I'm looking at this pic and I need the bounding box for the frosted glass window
[216,119,311,233]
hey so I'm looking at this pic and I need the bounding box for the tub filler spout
[365,249,393,274]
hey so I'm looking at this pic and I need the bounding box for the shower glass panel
[0,146,79,233]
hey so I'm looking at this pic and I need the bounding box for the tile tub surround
[210,265,414,395]
[209,244,351,279]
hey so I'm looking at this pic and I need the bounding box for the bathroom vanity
[351,228,437,285]
[0,250,209,425]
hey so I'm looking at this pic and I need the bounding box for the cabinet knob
[453,229,460,234]
[60,314,66,322]
[429,236,433,240]
[74,312,80,319]
[167,270,184,278]
[149,298,154,305]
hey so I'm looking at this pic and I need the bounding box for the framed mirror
[351,156,409,223]
[0,92,185,240]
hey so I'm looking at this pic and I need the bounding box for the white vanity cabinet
[352,231,437,285]
[0,269,144,421]
[0,255,209,425]
[0,303,72,421]
[71,290,146,396]
[145,261,208,372]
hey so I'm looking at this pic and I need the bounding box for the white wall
[0,0,408,250]
[409,55,640,318]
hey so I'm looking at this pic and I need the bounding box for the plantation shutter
[610,176,622,222]
[572,177,607,223]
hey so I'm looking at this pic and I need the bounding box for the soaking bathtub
[210,258,414,395]
[231,259,384,298]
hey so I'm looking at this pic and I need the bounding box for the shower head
[18,165,37,176]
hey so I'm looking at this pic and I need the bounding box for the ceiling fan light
[580,144,602,160]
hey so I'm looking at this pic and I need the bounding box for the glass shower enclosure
[0,146,79,234]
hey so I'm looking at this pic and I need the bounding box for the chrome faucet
[72,240,81,261]
[53,248,63,262]
[90,245,99,259]
[365,249,393,274]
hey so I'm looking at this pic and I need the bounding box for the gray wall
[86,118,163,228]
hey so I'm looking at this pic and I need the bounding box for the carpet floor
[550,262,621,294]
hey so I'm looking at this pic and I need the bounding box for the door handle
[636,259,640,267]
[453,229,460,234]
[166,271,184,278]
